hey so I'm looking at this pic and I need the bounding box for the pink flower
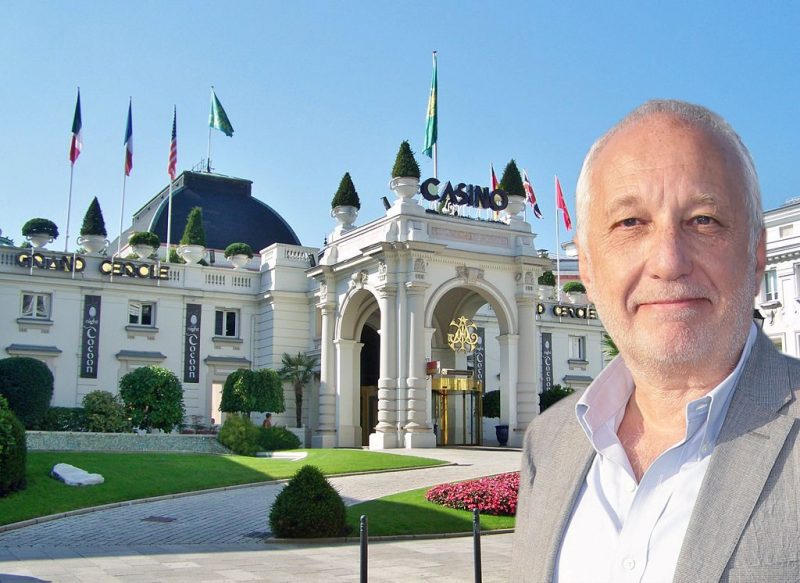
[425,472,520,516]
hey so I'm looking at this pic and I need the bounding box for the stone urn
[178,244,205,264]
[26,233,53,249]
[77,234,109,254]
[566,292,589,305]
[131,244,156,258]
[228,254,249,269]
[504,194,526,218]
[389,177,420,201]
[538,285,555,301]
[331,205,358,230]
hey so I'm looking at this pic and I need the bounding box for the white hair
[575,99,763,254]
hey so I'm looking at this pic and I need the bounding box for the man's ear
[576,240,593,302]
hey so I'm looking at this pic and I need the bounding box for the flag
[168,107,177,180]
[69,90,82,164]
[523,169,542,219]
[555,175,572,230]
[490,164,499,191]
[124,101,133,176]
[422,51,437,158]
[209,89,234,137]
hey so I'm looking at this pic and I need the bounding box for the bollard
[360,514,368,583]
[473,508,482,583]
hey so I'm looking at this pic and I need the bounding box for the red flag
[523,169,542,219]
[490,164,499,191]
[555,176,572,230]
[124,101,133,176]
[168,107,177,180]
[69,90,82,164]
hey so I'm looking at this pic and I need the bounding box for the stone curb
[0,461,456,534]
[267,528,516,545]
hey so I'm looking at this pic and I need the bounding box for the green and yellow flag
[209,89,234,137]
[422,51,437,158]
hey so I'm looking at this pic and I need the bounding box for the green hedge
[119,366,185,432]
[0,357,54,428]
[82,391,131,433]
[217,414,261,455]
[0,396,27,497]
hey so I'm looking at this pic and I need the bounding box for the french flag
[124,101,133,176]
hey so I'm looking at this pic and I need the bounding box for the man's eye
[619,218,639,227]
[693,215,714,225]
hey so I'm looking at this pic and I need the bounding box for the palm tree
[602,334,619,359]
[278,352,318,427]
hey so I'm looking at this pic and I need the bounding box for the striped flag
[523,169,542,219]
[555,175,572,230]
[168,107,177,180]
[69,90,82,164]
[490,164,499,191]
[124,101,133,176]
[422,51,438,158]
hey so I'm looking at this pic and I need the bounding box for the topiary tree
[499,159,525,198]
[562,281,586,294]
[81,390,131,433]
[22,218,59,239]
[482,390,501,419]
[0,357,54,428]
[79,197,107,237]
[537,270,556,287]
[180,207,207,246]
[391,140,421,178]
[0,395,26,497]
[220,369,285,420]
[128,231,160,248]
[278,353,318,427]
[331,172,360,210]
[224,242,254,258]
[269,465,348,538]
[119,366,185,432]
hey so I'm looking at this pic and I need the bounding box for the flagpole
[65,163,75,252]
[207,87,213,172]
[118,174,127,259]
[555,175,561,302]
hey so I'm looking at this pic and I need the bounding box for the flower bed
[425,471,520,516]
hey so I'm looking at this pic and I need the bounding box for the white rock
[51,463,104,486]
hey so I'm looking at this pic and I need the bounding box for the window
[779,224,794,239]
[763,270,779,302]
[215,309,239,338]
[21,292,51,319]
[569,335,586,361]
[128,301,156,326]
[770,335,784,353]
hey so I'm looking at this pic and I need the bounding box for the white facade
[1,174,608,448]
[758,199,800,355]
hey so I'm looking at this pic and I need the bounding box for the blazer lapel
[673,332,796,583]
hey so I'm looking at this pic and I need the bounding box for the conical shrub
[269,465,348,538]
[499,159,525,198]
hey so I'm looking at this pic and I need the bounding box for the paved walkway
[0,447,521,582]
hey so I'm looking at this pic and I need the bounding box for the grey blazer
[511,330,800,582]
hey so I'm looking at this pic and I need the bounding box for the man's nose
[645,226,692,280]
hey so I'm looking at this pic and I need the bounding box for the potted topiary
[389,140,421,201]
[330,172,360,231]
[563,280,588,304]
[224,242,253,269]
[77,197,109,254]
[22,218,59,249]
[177,207,206,264]
[128,231,161,259]
[537,270,556,300]
[499,159,526,217]
[482,390,508,446]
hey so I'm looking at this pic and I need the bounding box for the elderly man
[512,100,799,582]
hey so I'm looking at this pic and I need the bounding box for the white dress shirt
[555,324,757,583]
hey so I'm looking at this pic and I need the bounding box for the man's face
[578,114,766,377]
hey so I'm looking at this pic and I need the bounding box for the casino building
[0,170,606,448]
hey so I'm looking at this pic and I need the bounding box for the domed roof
[145,171,300,252]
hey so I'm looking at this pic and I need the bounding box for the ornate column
[312,288,337,448]
[369,284,398,449]
[515,295,539,447]
[404,276,435,448]
[497,333,519,433]
[335,338,362,447]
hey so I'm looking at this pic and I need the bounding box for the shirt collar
[576,322,758,450]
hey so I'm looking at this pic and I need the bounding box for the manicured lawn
[346,487,515,536]
[0,450,444,527]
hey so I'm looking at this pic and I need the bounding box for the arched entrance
[359,325,380,446]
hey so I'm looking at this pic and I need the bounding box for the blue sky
[2,1,798,255]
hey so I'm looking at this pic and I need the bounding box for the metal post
[473,508,482,583]
[360,514,368,583]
